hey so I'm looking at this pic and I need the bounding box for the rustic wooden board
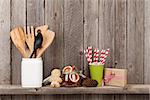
[0,85,149,95]
[114,0,126,68]
[99,0,115,100]
[44,0,64,78]
[11,0,26,85]
[26,0,44,26]
[11,0,26,100]
[83,0,99,76]
[26,0,45,100]
[144,0,150,99]
[126,0,145,100]
[0,0,11,99]
[126,0,144,84]
[63,0,84,100]
[99,0,115,67]
[114,0,126,100]
[83,0,99,100]
[44,0,64,100]
[144,0,150,84]
[64,0,84,69]
[0,0,10,85]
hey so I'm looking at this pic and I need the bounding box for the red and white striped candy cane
[93,48,99,63]
[84,49,90,64]
[96,49,99,63]
[101,48,110,65]
[93,48,97,63]
[87,46,92,64]
[100,49,106,65]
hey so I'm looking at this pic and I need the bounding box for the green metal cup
[89,64,104,87]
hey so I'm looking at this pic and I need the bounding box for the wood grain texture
[99,0,115,100]
[114,0,126,100]
[0,0,10,84]
[26,0,45,100]
[0,85,149,94]
[44,0,64,77]
[0,0,11,98]
[126,0,144,84]
[44,0,64,100]
[99,0,115,67]
[27,0,44,26]
[11,0,26,85]
[83,0,98,76]
[64,0,84,69]
[83,0,99,100]
[114,0,126,68]
[64,0,83,100]
[144,0,150,84]
[11,0,26,100]
[126,0,145,100]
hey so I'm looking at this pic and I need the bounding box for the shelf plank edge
[0,84,149,95]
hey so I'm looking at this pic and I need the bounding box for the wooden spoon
[10,27,28,57]
[36,30,55,58]
[30,30,43,58]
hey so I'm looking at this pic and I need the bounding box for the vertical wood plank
[99,0,115,100]
[11,0,26,100]
[99,0,115,67]
[63,95,83,100]
[64,0,84,69]
[83,0,98,76]
[44,0,64,100]
[144,0,149,99]
[114,0,126,100]
[144,0,150,84]
[126,0,145,99]
[44,0,64,77]
[27,95,44,100]
[127,0,144,84]
[83,0,101,100]
[64,0,83,100]
[114,0,126,68]
[44,95,63,100]
[26,0,45,99]
[0,0,10,85]
[0,0,11,99]
[27,0,44,26]
[11,0,26,85]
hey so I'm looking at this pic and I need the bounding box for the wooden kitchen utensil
[10,27,28,57]
[36,30,55,58]
[30,30,43,58]
[32,25,55,58]
[24,26,35,55]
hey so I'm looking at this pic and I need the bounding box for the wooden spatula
[35,25,55,58]
[10,27,28,58]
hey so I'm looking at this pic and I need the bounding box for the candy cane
[100,49,106,65]
[101,48,110,65]
[87,46,92,64]
[95,49,99,63]
[93,48,99,64]
[93,48,97,63]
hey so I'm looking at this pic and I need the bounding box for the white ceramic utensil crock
[21,58,43,88]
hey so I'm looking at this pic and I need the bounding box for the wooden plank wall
[0,0,149,100]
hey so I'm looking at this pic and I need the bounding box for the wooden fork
[24,26,35,55]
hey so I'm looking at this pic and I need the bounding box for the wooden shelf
[0,84,149,95]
